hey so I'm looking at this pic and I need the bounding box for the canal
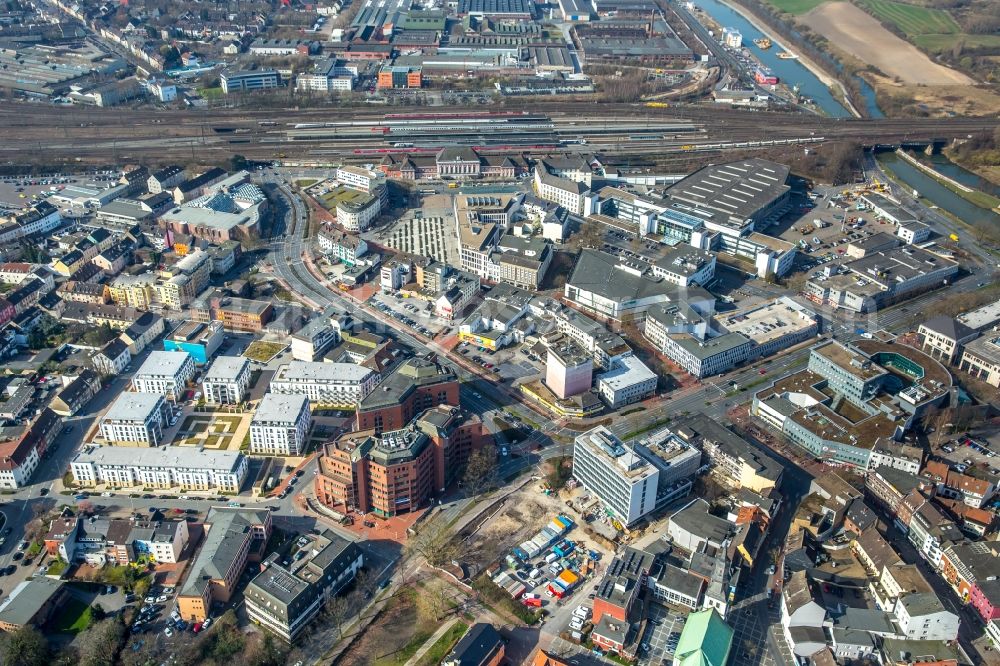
[911,152,1000,199]
[692,0,884,118]
[878,151,1000,228]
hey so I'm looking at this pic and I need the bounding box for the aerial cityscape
[0,0,997,663]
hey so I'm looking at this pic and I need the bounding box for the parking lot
[937,433,1000,478]
[368,293,447,338]
[637,603,686,664]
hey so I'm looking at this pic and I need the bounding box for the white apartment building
[202,356,252,405]
[70,446,248,492]
[130,520,190,563]
[131,351,197,401]
[332,188,381,232]
[533,166,592,216]
[92,339,132,376]
[296,60,356,92]
[291,313,343,362]
[0,442,41,489]
[250,393,312,456]
[99,392,170,446]
[270,361,379,406]
[893,594,960,641]
[596,355,657,408]
[572,426,659,526]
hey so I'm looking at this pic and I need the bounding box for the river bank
[896,150,1000,214]
[713,0,861,118]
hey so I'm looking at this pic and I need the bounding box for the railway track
[0,101,993,164]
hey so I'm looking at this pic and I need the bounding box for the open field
[802,2,974,84]
[867,72,1000,117]
[857,0,959,37]
[765,0,828,14]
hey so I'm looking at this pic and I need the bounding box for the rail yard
[0,102,996,165]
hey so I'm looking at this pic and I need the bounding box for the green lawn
[766,0,827,14]
[415,622,470,666]
[199,87,224,100]
[51,598,92,634]
[914,33,1000,53]
[859,0,959,37]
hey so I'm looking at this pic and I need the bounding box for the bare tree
[921,407,953,449]
[324,594,351,639]
[405,524,458,567]
[462,446,498,498]
[354,568,379,601]
[417,582,453,624]
[76,617,126,666]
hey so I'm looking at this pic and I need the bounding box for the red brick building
[317,406,487,517]
[355,356,459,433]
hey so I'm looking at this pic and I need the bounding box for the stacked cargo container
[513,514,575,561]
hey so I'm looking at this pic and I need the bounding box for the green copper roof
[674,608,734,666]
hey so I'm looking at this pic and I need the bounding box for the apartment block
[250,394,312,456]
[131,351,197,401]
[202,355,252,405]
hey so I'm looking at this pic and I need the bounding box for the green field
[914,33,1000,53]
[858,0,960,37]
[766,0,828,14]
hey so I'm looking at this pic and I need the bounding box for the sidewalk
[403,617,460,666]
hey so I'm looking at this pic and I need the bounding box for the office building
[572,426,699,526]
[754,339,951,468]
[533,162,591,215]
[356,357,459,433]
[250,394,312,456]
[565,249,715,321]
[296,58,356,92]
[178,508,272,621]
[202,356,252,405]
[271,361,379,406]
[220,69,280,94]
[546,342,593,399]
[595,355,657,408]
[99,392,170,446]
[163,320,225,365]
[317,406,487,516]
[131,351,197,401]
[245,531,363,642]
[646,296,817,378]
[918,316,978,364]
[70,445,248,492]
[959,333,1000,388]
[805,246,959,313]
[957,298,1000,332]
[650,247,716,287]
[377,65,422,89]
